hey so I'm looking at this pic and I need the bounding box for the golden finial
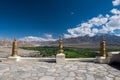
[58,35,64,53]
[14,38,16,41]
[102,35,105,41]
[11,38,18,57]
[100,36,106,57]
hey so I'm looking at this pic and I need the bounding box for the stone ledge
[6,57,56,62]
[0,57,109,63]
[66,58,95,62]
[108,51,120,57]
[94,56,108,64]
[21,57,56,62]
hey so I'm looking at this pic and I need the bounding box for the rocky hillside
[0,38,38,47]
[36,35,120,48]
[1,34,120,48]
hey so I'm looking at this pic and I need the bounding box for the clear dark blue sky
[0,0,113,38]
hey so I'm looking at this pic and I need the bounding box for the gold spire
[14,38,16,41]
[100,36,106,57]
[58,35,64,53]
[11,38,18,57]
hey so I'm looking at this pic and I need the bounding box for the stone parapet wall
[108,52,120,64]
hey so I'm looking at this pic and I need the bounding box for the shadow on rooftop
[109,62,120,70]
[45,61,56,63]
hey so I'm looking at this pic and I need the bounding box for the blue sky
[0,0,120,40]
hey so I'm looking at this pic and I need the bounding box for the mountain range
[0,38,38,47]
[0,34,120,48]
[37,34,120,48]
